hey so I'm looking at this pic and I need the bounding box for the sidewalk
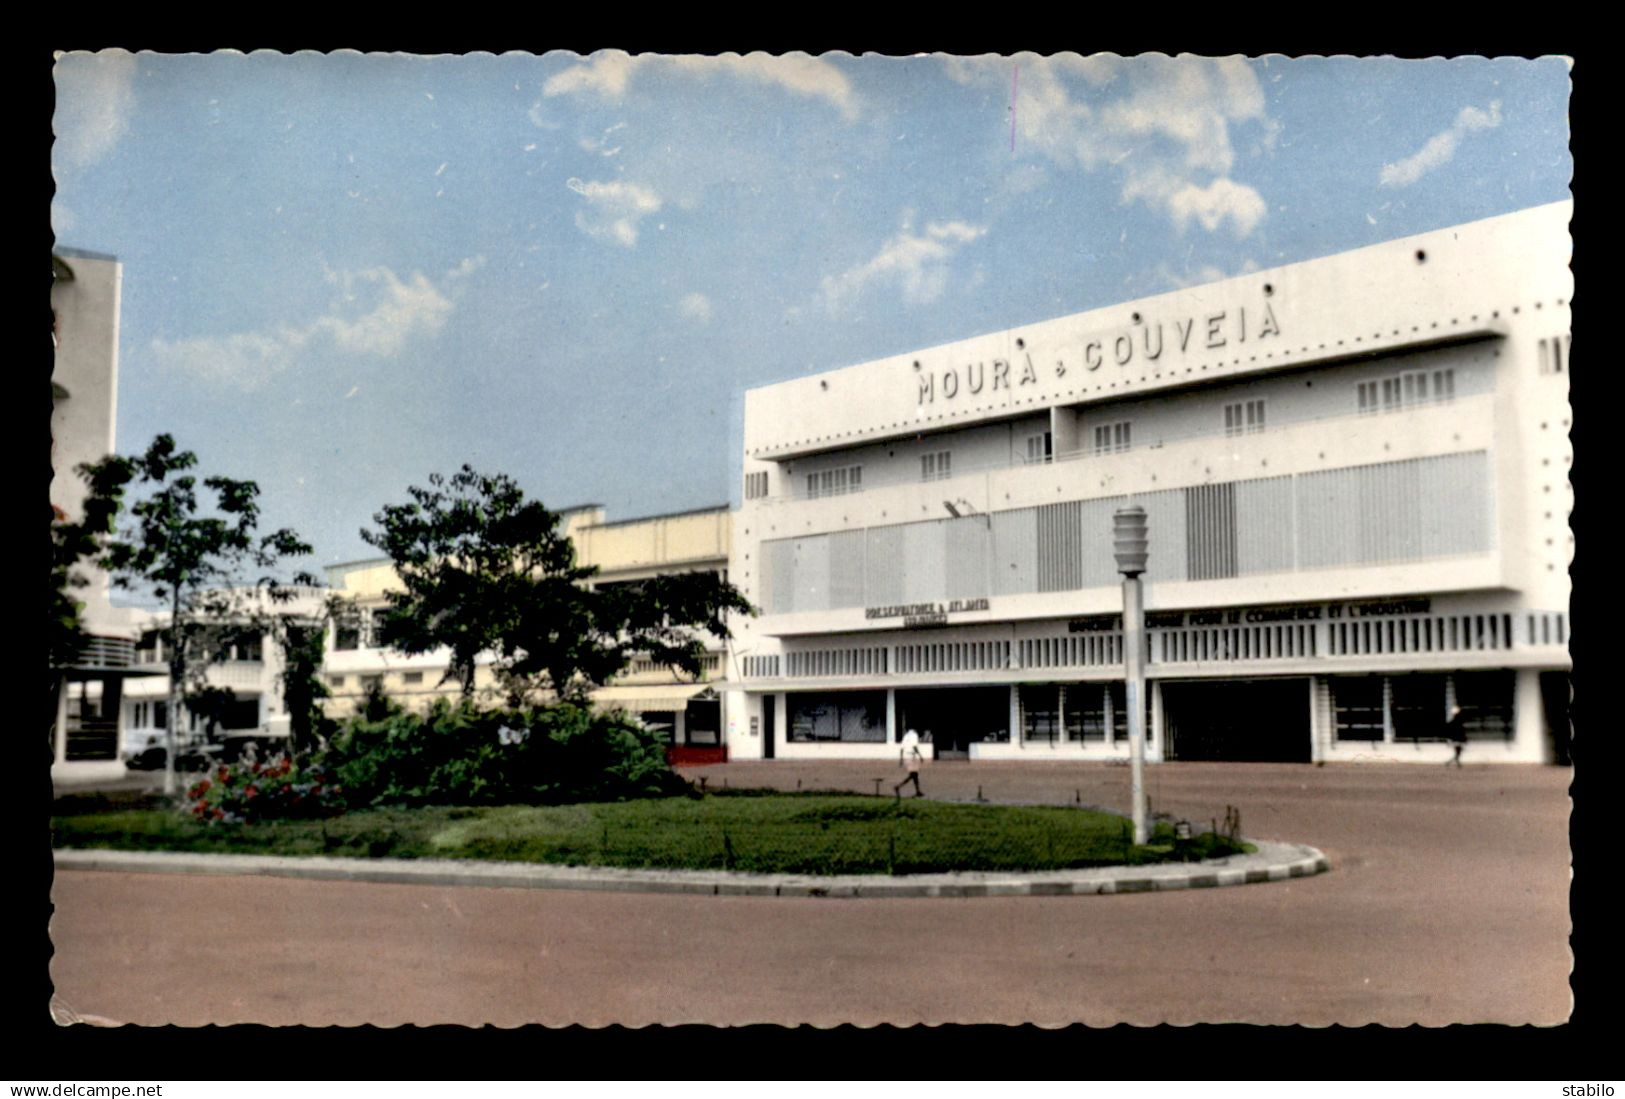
[54,839,1329,898]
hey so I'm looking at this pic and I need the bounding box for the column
[1513,666,1547,762]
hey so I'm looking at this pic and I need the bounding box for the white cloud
[544,51,857,120]
[944,53,1273,237]
[53,50,139,169]
[818,215,987,312]
[1380,101,1503,187]
[1164,177,1269,237]
[150,257,483,387]
[567,177,662,247]
[678,292,713,323]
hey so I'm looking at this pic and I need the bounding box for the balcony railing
[67,636,135,670]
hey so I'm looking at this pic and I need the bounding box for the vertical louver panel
[827,529,866,610]
[1297,452,1491,568]
[944,515,991,599]
[763,538,798,614]
[901,519,948,603]
[791,536,831,613]
[1036,500,1083,592]
[1417,451,1492,557]
[1079,496,1127,588]
[864,525,905,606]
[1134,488,1188,583]
[991,507,1038,595]
[1185,482,1239,580]
[1235,476,1295,575]
[1357,458,1424,564]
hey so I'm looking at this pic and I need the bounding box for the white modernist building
[51,249,158,781]
[117,587,333,762]
[723,202,1572,765]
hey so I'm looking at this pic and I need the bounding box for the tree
[362,465,755,704]
[50,459,138,673]
[266,605,335,759]
[88,435,316,795]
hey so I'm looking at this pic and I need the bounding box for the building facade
[723,202,1572,765]
[51,250,157,780]
[322,505,733,760]
[118,588,331,760]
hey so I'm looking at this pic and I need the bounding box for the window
[787,691,887,742]
[227,632,262,662]
[360,675,384,692]
[402,671,423,685]
[328,675,347,689]
[1106,682,1146,743]
[365,608,388,649]
[1020,685,1061,745]
[1390,674,1448,741]
[1025,432,1053,464]
[805,465,862,499]
[1360,368,1455,414]
[333,611,361,651]
[1224,399,1265,436]
[1331,677,1384,741]
[1357,380,1380,415]
[920,450,951,481]
[1452,670,1515,741]
[744,471,769,499]
[1093,421,1131,455]
[1539,335,1569,375]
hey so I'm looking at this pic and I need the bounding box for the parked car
[122,732,223,772]
[121,729,167,771]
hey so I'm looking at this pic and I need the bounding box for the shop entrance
[1160,678,1311,762]
[895,687,1011,759]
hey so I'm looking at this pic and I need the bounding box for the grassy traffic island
[52,789,1253,876]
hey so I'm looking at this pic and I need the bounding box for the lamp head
[1113,506,1150,576]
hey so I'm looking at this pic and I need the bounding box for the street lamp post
[1113,506,1150,846]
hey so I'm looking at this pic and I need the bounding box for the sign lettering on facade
[914,296,1283,406]
[866,598,991,622]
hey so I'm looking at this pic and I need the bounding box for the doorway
[895,686,1011,759]
[1160,678,1311,762]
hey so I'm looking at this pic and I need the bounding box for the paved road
[49,761,1572,1026]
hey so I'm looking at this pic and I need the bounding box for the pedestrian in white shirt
[894,728,924,798]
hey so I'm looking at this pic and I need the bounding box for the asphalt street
[48,761,1572,1026]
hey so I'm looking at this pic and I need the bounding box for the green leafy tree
[88,435,316,795]
[265,599,338,758]
[362,465,755,704]
[50,460,138,673]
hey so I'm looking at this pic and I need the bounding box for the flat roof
[581,504,731,530]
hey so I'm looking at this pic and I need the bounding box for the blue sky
[52,51,1571,569]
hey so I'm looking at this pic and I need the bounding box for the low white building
[323,505,734,762]
[723,202,1572,765]
[118,587,332,762]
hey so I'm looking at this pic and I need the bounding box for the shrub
[185,754,346,825]
[319,698,689,809]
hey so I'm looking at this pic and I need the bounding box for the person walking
[894,728,925,798]
[1445,705,1468,767]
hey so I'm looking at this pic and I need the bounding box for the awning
[592,682,718,714]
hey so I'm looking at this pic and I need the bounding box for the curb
[53,841,1330,899]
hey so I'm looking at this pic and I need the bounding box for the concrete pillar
[1514,666,1548,762]
[1008,685,1021,749]
[1148,679,1165,763]
[54,676,69,766]
[886,688,897,744]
